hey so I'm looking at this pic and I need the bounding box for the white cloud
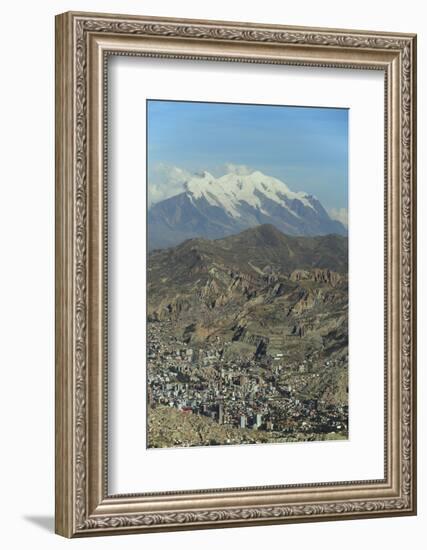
[148,164,191,207]
[328,207,348,227]
[223,163,254,176]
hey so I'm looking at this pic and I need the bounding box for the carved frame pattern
[55,11,416,537]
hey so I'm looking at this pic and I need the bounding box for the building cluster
[147,321,348,438]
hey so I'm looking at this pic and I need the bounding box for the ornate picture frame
[55,11,417,537]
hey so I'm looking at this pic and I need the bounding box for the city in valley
[146,221,349,449]
[147,318,348,448]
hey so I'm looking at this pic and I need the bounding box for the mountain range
[148,169,347,250]
[148,224,348,366]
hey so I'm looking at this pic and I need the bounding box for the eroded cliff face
[290,268,345,287]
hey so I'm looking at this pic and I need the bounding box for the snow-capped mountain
[148,169,346,250]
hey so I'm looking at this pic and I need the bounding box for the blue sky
[147,100,348,224]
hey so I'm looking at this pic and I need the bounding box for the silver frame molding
[55,11,417,538]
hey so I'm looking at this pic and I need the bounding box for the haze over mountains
[148,169,347,250]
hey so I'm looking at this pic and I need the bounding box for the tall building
[218,402,224,425]
[217,366,224,424]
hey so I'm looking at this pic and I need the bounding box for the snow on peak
[184,169,314,219]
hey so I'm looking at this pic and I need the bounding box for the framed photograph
[55,11,417,537]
